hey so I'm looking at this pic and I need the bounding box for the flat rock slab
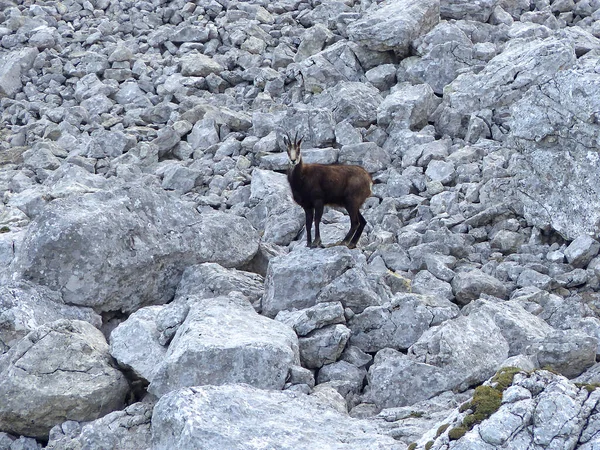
[151,385,404,450]
[0,320,128,439]
[148,295,299,398]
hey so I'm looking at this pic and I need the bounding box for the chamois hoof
[309,242,323,249]
[346,242,357,249]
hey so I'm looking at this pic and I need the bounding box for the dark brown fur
[284,134,372,249]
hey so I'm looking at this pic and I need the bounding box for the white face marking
[287,145,301,167]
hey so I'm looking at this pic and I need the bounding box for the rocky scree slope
[1,0,600,448]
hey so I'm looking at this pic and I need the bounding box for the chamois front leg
[311,200,324,248]
[304,207,314,247]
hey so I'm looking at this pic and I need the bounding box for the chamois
[283,132,372,249]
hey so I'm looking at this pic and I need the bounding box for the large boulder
[12,185,259,312]
[348,293,460,353]
[312,82,383,127]
[0,320,128,439]
[508,67,600,240]
[262,247,378,318]
[436,37,576,138]
[148,295,299,398]
[347,0,440,57]
[0,281,101,349]
[151,385,403,450]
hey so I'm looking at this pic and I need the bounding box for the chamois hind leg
[348,212,367,249]
[341,203,360,248]
[304,207,314,247]
[311,200,324,248]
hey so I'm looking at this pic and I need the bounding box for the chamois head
[283,131,303,168]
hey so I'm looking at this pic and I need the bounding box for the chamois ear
[282,134,289,148]
[297,136,303,148]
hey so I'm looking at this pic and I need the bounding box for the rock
[295,24,334,62]
[275,302,345,336]
[349,293,459,353]
[247,169,304,246]
[148,294,299,397]
[0,281,101,350]
[262,246,361,318]
[180,51,224,77]
[440,0,500,21]
[529,330,597,378]
[338,142,391,173]
[364,348,451,409]
[451,268,508,305]
[377,83,440,130]
[0,320,128,439]
[564,235,600,268]
[175,262,264,309]
[298,324,351,369]
[13,185,259,312]
[463,299,554,356]
[436,37,576,138]
[109,305,166,382]
[0,48,38,98]
[347,0,439,57]
[45,402,152,450]
[151,385,403,450]
[312,82,383,127]
[508,67,600,240]
[278,106,336,148]
[409,312,510,391]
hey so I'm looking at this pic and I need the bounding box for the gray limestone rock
[377,83,441,130]
[262,246,362,318]
[151,385,403,450]
[508,67,600,240]
[312,82,383,127]
[440,0,500,21]
[148,295,299,397]
[451,268,508,305]
[349,293,460,353]
[275,302,346,337]
[180,52,224,77]
[13,185,259,312]
[0,281,101,350]
[45,402,153,450]
[298,324,351,369]
[564,235,600,268]
[529,330,597,378]
[109,305,166,382]
[347,0,439,57]
[0,320,129,439]
[0,47,38,98]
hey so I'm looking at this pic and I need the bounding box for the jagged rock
[0,320,128,439]
[275,302,346,336]
[180,52,224,77]
[151,385,403,450]
[174,262,264,309]
[46,402,153,450]
[338,142,391,173]
[364,349,451,409]
[564,235,600,268]
[451,268,508,305]
[13,185,259,312]
[312,82,383,127]
[0,47,38,98]
[262,246,364,318]
[440,0,500,21]
[420,370,600,449]
[508,67,600,240]
[148,294,299,397]
[0,281,101,350]
[436,37,576,138]
[348,293,460,353]
[377,83,441,130]
[247,169,304,246]
[298,324,351,369]
[347,0,439,57]
[409,312,510,391]
[109,305,166,382]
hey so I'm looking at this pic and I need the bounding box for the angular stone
[180,52,224,77]
[452,269,508,305]
[13,186,259,312]
[298,324,351,369]
[347,0,439,57]
[377,83,440,130]
[275,302,345,337]
[564,235,600,268]
[149,295,299,397]
[0,320,128,439]
[151,385,403,450]
[349,293,459,353]
[312,82,383,127]
[0,48,38,98]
